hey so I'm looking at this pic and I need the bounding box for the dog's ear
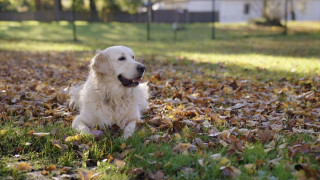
[90,50,113,75]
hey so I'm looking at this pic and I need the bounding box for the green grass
[1,121,318,179]
[0,21,320,80]
[1,21,320,179]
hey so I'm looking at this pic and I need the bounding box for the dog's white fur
[69,46,148,139]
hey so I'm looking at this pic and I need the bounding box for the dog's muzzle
[118,64,145,87]
[118,74,143,87]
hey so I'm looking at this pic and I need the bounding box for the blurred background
[0,0,319,43]
[0,0,319,78]
[0,0,319,23]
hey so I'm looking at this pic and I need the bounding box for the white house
[154,0,320,23]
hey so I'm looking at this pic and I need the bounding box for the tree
[54,0,62,11]
[54,0,63,21]
[260,0,283,26]
[289,0,295,20]
[89,0,98,21]
[73,0,85,11]
[115,0,142,14]
[259,0,310,26]
[0,0,11,11]
[34,0,41,11]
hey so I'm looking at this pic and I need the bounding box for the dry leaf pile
[1,51,320,179]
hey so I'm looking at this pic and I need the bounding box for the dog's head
[90,46,145,87]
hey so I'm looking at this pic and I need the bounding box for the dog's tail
[66,84,84,110]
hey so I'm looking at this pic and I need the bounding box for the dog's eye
[132,56,134,59]
[118,56,126,61]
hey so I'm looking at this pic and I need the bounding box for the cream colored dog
[69,46,148,139]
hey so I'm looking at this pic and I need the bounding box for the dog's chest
[100,94,135,123]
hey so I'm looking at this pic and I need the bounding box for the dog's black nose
[137,65,145,73]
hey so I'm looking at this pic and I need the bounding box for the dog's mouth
[118,74,142,87]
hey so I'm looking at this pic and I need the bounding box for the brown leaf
[257,129,276,143]
[173,143,190,154]
[78,169,94,180]
[106,154,114,163]
[45,164,56,171]
[115,159,126,169]
[148,171,165,180]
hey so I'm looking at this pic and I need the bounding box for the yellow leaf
[0,130,7,136]
[150,128,156,134]
[244,164,256,175]
[173,133,181,141]
[120,143,126,150]
[137,129,146,138]
[65,135,81,142]
[166,105,173,110]
[219,158,230,166]
[294,170,306,180]
[17,162,32,171]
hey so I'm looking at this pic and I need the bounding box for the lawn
[0,21,320,179]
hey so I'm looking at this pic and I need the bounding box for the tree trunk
[35,0,41,11]
[260,0,282,27]
[262,0,267,18]
[54,0,63,21]
[54,0,63,11]
[89,0,98,21]
[289,0,296,20]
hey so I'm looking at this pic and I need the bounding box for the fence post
[211,0,216,39]
[72,0,78,42]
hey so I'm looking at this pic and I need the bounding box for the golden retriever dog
[69,46,148,139]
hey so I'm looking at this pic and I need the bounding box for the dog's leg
[123,121,136,140]
[72,115,91,134]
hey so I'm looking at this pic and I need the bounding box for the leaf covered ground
[0,22,320,179]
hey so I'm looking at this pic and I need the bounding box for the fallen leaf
[33,132,50,137]
[45,164,56,171]
[78,169,94,180]
[115,159,125,169]
[17,162,32,171]
[211,153,222,161]
[65,135,81,142]
[0,129,7,136]
[106,154,114,163]
[244,164,256,175]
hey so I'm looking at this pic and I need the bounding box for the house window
[244,3,250,14]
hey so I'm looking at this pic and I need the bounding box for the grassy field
[1,21,320,81]
[0,21,320,179]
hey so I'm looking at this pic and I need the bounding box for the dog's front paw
[123,131,133,140]
[123,121,136,140]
